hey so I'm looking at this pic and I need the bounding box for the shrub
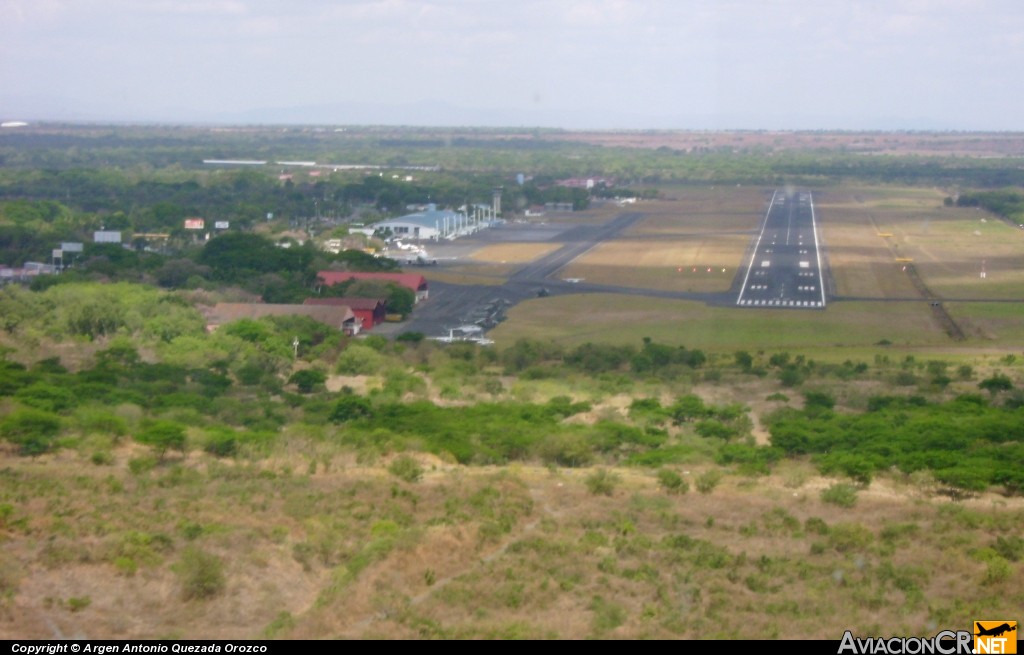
[91,451,114,466]
[128,456,158,475]
[75,408,128,439]
[177,547,226,600]
[983,557,1012,585]
[536,433,593,468]
[993,535,1024,562]
[590,595,626,633]
[203,427,239,458]
[828,523,874,552]
[396,331,425,343]
[330,394,373,422]
[694,418,737,440]
[979,373,1013,396]
[803,391,835,412]
[817,453,875,486]
[821,483,858,508]
[113,556,138,576]
[696,470,722,494]
[388,455,424,483]
[656,469,689,495]
[893,371,918,386]
[585,469,620,496]
[778,368,804,387]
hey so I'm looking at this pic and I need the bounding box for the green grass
[946,302,1024,345]
[491,296,952,353]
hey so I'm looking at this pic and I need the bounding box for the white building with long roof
[373,203,496,241]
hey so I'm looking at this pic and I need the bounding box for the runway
[387,191,830,338]
[735,190,827,309]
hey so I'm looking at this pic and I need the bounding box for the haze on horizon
[2,0,1023,131]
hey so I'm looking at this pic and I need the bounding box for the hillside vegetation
[1,281,1022,639]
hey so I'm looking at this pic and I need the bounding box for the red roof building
[304,297,388,329]
[316,272,429,303]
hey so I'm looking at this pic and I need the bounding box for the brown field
[562,192,763,292]
[3,447,1021,640]
[815,189,923,298]
[815,186,1024,300]
[560,238,743,292]
[623,190,768,234]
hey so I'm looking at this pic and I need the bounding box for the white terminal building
[374,202,500,241]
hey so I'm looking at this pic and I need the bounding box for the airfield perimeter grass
[561,192,763,293]
[560,238,743,293]
[817,185,1024,300]
[488,295,955,355]
[945,302,1024,346]
[423,270,509,286]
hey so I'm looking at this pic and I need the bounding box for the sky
[2,0,1024,130]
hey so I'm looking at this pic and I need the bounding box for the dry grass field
[469,243,562,264]
[2,447,1021,641]
[559,238,743,293]
[814,189,923,298]
[561,192,764,293]
[816,186,1024,300]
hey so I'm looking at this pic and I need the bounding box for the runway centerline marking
[736,189,827,310]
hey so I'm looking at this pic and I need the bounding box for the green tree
[330,394,373,422]
[668,394,707,424]
[135,421,187,460]
[734,350,754,371]
[979,373,1014,396]
[1,408,62,456]
[289,369,326,393]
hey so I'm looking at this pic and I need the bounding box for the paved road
[735,190,827,309]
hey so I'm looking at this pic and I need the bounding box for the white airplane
[429,325,493,345]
